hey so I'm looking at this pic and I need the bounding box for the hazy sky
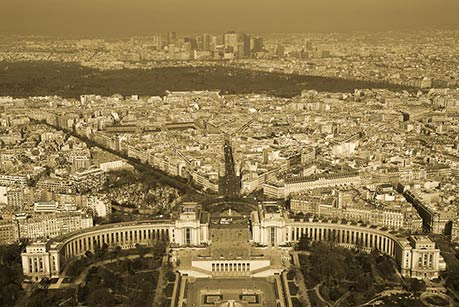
[1,0,458,36]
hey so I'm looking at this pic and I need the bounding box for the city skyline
[2,2,459,306]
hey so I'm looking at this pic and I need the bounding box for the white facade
[173,203,209,246]
[263,173,361,198]
[88,196,111,217]
[18,213,93,240]
[21,203,209,281]
[99,160,131,172]
[408,236,446,279]
[21,242,61,282]
[251,203,446,280]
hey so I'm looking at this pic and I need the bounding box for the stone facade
[21,203,208,281]
[251,203,446,279]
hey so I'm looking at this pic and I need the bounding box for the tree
[66,258,87,278]
[113,246,122,261]
[446,265,459,291]
[132,258,142,271]
[0,283,21,307]
[98,268,118,290]
[135,243,148,258]
[320,284,330,301]
[130,292,149,307]
[87,288,115,307]
[296,236,310,251]
[26,288,60,307]
[408,278,426,292]
[0,244,23,307]
[95,243,109,260]
[84,250,94,259]
[38,277,51,290]
[355,274,373,293]
[26,289,48,307]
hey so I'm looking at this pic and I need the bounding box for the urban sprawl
[1,31,459,307]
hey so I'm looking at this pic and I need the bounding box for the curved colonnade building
[22,202,445,281]
[251,203,446,279]
[22,203,208,281]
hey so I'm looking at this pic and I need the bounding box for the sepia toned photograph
[1,1,459,306]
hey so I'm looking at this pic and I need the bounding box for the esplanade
[21,201,446,282]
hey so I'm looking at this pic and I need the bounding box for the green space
[65,240,166,280]
[164,283,174,297]
[24,288,76,307]
[445,265,459,293]
[21,240,166,307]
[288,282,299,295]
[0,61,413,99]
[77,262,158,307]
[290,297,304,307]
[286,269,296,280]
[307,289,327,307]
[0,244,24,307]
[298,240,403,306]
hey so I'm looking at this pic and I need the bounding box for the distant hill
[0,61,414,98]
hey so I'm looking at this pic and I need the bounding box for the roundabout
[205,200,258,217]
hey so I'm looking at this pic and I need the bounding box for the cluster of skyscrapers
[159,31,264,60]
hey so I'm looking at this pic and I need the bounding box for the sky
[1,0,459,36]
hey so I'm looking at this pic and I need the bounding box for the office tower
[201,33,211,51]
[237,44,245,59]
[224,31,238,52]
[152,35,161,50]
[277,45,285,58]
[252,36,264,53]
[242,33,251,58]
[209,36,217,52]
[167,32,177,45]
[184,41,192,53]
[184,37,198,50]
[168,44,175,60]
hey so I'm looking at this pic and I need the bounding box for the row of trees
[0,244,24,307]
[445,265,459,292]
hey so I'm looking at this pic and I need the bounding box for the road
[221,138,241,197]
[31,118,207,198]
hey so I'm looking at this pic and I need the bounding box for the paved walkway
[312,283,332,307]
[291,251,312,307]
[279,274,290,307]
[333,291,351,307]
